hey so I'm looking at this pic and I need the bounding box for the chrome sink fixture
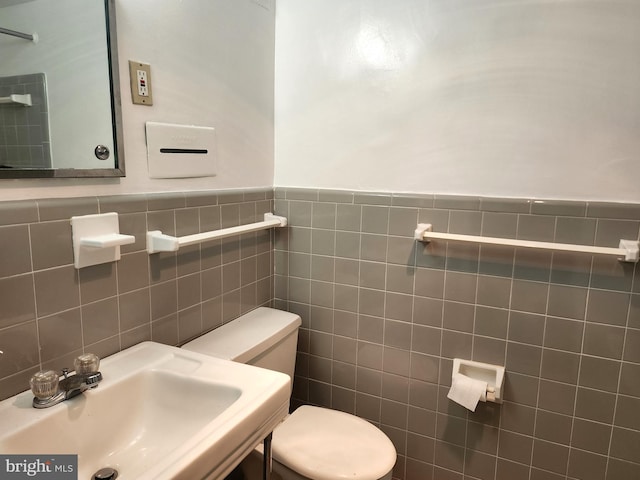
[30,353,103,408]
[0,342,291,479]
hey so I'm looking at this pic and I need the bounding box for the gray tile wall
[0,188,274,400]
[273,188,640,480]
[0,73,51,168]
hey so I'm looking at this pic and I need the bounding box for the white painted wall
[274,0,640,202]
[0,0,275,200]
[5,0,639,202]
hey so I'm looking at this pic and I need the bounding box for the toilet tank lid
[182,307,301,363]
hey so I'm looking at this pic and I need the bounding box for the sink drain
[93,467,118,480]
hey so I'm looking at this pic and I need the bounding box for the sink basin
[0,341,291,479]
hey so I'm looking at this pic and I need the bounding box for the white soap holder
[71,212,135,269]
[452,358,505,404]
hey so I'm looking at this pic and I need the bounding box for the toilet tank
[182,307,302,382]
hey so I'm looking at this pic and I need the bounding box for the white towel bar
[414,223,640,263]
[147,213,287,254]
[0,27,37,43]
[0,94,32,106]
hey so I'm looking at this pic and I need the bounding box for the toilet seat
[271,406,396,480]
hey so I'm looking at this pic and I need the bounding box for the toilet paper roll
[447,373,488,412]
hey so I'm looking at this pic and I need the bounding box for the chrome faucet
[30,354,102,409]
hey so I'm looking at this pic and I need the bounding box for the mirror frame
[0,0,125,179]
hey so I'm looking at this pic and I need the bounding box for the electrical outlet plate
[128,60,153,106]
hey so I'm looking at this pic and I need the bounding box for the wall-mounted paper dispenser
[145,122,217,178]
[447,358,505,412]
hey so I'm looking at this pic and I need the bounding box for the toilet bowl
[182,307,396,480]
[241,407,395,480]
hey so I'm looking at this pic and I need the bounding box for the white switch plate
[129,60,153,105]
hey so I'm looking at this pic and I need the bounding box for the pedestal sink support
[263,432,273,480]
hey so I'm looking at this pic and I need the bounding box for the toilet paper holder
[452,358,505,404]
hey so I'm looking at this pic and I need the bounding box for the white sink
[0,342,291,479]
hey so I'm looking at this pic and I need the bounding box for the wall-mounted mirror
[0,0,124,178]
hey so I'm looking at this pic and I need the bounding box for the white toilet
[182,307,397,480]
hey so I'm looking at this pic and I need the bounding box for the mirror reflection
[0,0,124,177]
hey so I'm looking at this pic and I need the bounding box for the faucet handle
[74,353,100,375]
[30,370,59,399]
